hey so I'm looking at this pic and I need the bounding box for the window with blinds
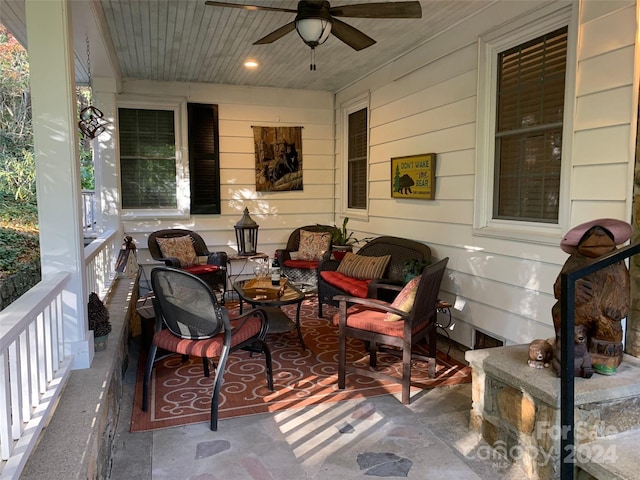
[119,108,177,209]
[494,26,567,223]
[348,107,367,210]
[118,104,221,214]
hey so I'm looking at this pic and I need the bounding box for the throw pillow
[156,235,197,268]
[336,252,391,280]
[298,230,331,261]
[384,274,421,322]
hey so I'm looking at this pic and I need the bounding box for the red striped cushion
[283,259,319,270]
[332,304,428,336]
[336,252,391,280]
[184,264,220,275]
[320,271,370,298]
[152,316,262,357]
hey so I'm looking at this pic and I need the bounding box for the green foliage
[0,148,36,200]
[80,146,94,190]
[0,228,39,272]
[0,197,39,276]
[402,258,431,284]
[331,217,359,246]
[0,27,95,200]
[0,196,38,224]
[0,25,35,201]
[321,217,372,247]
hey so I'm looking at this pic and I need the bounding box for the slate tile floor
[110,337,528,479]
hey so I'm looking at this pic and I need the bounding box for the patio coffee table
[233,278,307,350]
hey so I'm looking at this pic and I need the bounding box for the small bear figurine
[528,338,554,368]
[551,324,593,379]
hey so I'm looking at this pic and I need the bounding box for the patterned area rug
[130,298,471,432]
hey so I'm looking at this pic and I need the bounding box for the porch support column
[92,77,122,238]
[26,0,92,368]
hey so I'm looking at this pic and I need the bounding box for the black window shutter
[188,103,221,214]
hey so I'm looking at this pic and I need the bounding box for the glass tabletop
[233,278,304,305]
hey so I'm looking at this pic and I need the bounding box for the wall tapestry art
[391,153,436,200]
[253,126,303,192]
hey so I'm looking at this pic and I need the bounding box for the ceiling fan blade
[330,18,376,51]
[204,1,296,14]
[330,1,422,19]
[253,21,296,45]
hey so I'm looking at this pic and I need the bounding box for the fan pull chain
[310,48,316,71]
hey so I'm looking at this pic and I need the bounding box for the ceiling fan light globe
[295,18,332,47]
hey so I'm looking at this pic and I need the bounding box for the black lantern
[234,207,259,256]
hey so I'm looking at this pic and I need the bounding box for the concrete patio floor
[109,336,529,480]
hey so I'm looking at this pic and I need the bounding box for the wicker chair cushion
[320,271,370,297]
[184,264,221,275]
[336,252,391,280]
[385,274,421,322]
[298,230,331,261]
[152,316,263,357]
[283,259,319,270]
[331,304,429,336]
[156,235,197,267]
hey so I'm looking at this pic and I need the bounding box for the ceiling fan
[204,1,422,56]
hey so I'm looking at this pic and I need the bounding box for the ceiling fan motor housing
[295,1,333,48]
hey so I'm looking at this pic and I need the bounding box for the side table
[436,300,453,356]
[136,292,156,348]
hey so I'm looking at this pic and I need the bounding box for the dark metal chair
[148,229,227,301]
[333,257,448,404]
[142,267,273,431]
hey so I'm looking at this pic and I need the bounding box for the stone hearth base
[466,345,640,480]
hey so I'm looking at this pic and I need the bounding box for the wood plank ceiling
[2,0,494,92]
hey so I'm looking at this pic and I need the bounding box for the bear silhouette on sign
[398,174,414,194]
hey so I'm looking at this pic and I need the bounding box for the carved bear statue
[528,338,554,368]
[552,324,593,379]
[552,219,631,376]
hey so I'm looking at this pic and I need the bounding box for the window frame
[473,4,577,244]
[341,93,370,218]
[117,97,190,220]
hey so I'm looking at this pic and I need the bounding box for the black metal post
[560,271,575,479]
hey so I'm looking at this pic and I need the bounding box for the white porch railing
[0,272,73,479]
[82,190,96,236]
[0,229,119,479]
[84,229,118,300]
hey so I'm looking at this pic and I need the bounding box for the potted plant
[402,258,431,284]
[88,292,112,351]
[330,217,359,260]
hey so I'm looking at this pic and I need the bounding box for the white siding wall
[114,0,639,350]
[335,0,638,348]
[118,81,335,266]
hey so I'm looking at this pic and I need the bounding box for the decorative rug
[130,298,471,432]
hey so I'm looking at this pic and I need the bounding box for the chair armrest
[333,295,408,319]
[276,249,290,266]
[367,279,403,299]
[207,251,228,269]
[159,256,181,268]
[233,307,269,339]
[151,297,165,332]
